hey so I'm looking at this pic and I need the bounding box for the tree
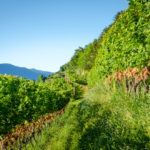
[37,74,45,83]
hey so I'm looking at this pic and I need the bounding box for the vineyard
[0,105,67,150]
[88,0,150,87]
[0,0,150,149]
[106,64,150,95]
[0,75,83,137]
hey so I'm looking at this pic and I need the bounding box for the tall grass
[25,82,150,150]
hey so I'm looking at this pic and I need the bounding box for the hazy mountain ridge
[0,63,52,80]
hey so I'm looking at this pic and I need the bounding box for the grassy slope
[26,83,150,150]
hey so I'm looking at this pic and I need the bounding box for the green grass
[25,82,150,150]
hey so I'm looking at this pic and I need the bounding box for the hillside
[88,0,150,87]
[0,0,150,150]
[0,63,52,80]
[22,1,150,149]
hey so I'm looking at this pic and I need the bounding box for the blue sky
[0,0,128,72]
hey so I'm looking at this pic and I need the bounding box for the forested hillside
[0,0,150,149]
[0,63,52,80]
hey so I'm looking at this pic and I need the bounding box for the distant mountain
[0,63,53,80]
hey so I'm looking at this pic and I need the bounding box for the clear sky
[0,0,128,72]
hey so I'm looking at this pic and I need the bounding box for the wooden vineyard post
[73,81,75,98]
[0,136,3,150]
